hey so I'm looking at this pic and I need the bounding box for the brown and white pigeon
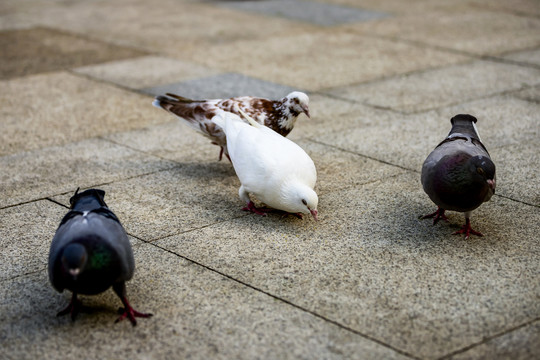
[152,91,310,160]
[420,114,496,239]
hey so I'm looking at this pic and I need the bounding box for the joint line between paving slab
[437,317,540,360]
[133,237,422,360]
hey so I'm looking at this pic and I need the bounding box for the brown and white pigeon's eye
[477,167,485,175]
[302,199,307,206]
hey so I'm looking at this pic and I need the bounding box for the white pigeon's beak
[310,209,318,221]
[302,105,310,118]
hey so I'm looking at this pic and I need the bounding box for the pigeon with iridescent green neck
[420,114,496,239]
[48,188,152,325]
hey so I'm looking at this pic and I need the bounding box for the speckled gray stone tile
[218,0,389,26]
[348,9,540,56]
[0,72,167,156]
[186,30,469,91]
[501,48,540,67]
[17,0,316,55]
[330,60,540,113]
[155,172,540,359]
[0,138,175,208]
[74,56,223,90]
[312,96,540,172]
[511,85,540,103]
[0,244,410,360]
[0,200,66,280]
[142,73,301,100]
[491,141,540,206]
[448,321,540,360]
[50,166,240,241]
[0,27,145,79]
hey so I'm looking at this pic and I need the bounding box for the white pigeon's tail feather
[237,106,261,128]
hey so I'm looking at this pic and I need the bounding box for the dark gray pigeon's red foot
[453,218,483,239]
[56,292,81,321]
[420,207,449,225]
[113,283,152,326]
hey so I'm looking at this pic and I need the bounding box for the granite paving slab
[185,30,470,91]
[329,60,540,113]
[312,96,540,176]
[0,138,175,209]
[348,9,540,56]
[511,85,540,103]
[0,243,411,360]
[0,27,145,79]
[0,72,167,156]
[217,0,389,26]
[0,200,67,281]
[25,0,317,54]
[448,321,540,360]
[74,56,222,90]
[142,72,301,100]
[501,48,540,67]
[154,171,540,359]
[491,141,540,206]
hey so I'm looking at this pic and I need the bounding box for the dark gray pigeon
[48,188,152,325]
[420,114,496,239]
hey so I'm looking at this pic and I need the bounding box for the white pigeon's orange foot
[453,218,483,239]
[420,207,448,225]
[242,201,271,216]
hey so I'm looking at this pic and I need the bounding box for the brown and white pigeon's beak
[310,209,318,221]
[302,105,310,118]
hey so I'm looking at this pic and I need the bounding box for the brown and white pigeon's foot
[420,207,449,225]
[56,292,82,321]
[242,201,270,216]
[453,218,483,239]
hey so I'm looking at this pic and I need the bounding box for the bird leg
[242,201,271,216]
[56,292,82,321]
[113,283,153,326]
[453,218,483,239]
[420,207,448,225]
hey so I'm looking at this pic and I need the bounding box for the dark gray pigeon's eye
[477,167,485,176]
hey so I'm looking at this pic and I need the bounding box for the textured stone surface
[0,138,175,208]
[218,0,389,26]
[348,9,540,56]
[74,55,222,90]
[330,60,540,113]
[0,200,66,280]
[143,72,301,100]
[0,27,145,79]
[502,48,540,66]
[0,72,167,156]
[155,172,540,359]
[185,31,469,90]
[0,243,410,360]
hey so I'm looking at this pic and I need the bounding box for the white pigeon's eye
[301,199,307,206]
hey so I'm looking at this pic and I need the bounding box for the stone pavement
[1,0,539,359]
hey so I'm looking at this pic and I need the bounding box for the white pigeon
[212,108,318,220]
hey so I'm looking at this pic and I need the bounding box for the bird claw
[116,306,153,326]
[453,219,483,239]
[242,201,270,216]
[57,294,82,321]
[420,207,448,225]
